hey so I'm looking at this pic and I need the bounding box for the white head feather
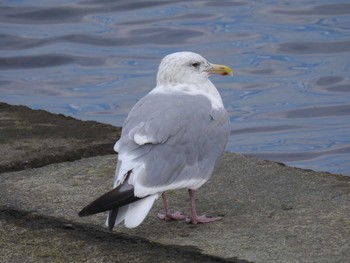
[156,52,212,86]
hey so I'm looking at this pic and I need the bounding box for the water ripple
[285,105,350,118]
[0,0,349,175]
[277,40,350,54]
[271,3,350,16]
[0,54,103,70]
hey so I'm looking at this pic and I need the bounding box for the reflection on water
[0,0,349,175]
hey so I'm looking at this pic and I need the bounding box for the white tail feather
[106,194,159,229]
[124,194,158,228]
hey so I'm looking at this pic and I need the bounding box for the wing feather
[114,91,229,197]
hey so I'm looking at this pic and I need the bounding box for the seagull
[78,52,233,230]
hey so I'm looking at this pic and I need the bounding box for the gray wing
[115,91,230,194]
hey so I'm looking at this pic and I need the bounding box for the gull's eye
[191,62,200,68]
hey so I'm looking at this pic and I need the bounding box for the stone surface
[0,102,121,173]
[0,103,349,263]
[1,154,349,263]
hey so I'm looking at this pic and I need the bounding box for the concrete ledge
[0,102,121,173]
[0,103,349,262]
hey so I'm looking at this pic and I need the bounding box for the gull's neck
[151,80,224,110]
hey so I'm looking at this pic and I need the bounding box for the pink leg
[157,192,188,221]
[187,189,222,224]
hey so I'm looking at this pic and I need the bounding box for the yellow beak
[207,63,233,76]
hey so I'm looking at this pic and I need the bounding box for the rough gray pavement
[0,102,121,173]
[0,103,349,263]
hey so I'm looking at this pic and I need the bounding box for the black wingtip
[78,208,88,217]
[78,200,103,217]
[77,181,142,218]
[107,208,119,232]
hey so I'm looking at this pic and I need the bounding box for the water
[1,0,349,175]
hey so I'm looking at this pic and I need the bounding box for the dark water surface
[1,0,349,175]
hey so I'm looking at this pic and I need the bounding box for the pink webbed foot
[158,191,223,224]
[158,193,189,221]
[187,189,223,224]
[157,211,189,221]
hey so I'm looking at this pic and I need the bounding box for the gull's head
[156,52,233,86]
